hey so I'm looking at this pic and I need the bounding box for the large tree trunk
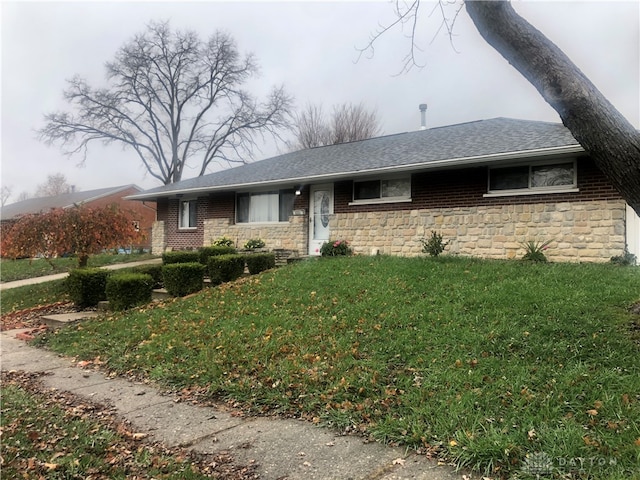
[465,1,640,215]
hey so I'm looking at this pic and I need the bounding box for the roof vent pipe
[419,104,428,130]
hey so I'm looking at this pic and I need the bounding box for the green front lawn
[0,280,69,315]
[36,256,640,478]
[0,252,157,283]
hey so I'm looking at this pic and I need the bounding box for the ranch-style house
[127,118,640,263]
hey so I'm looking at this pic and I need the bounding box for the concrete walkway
[0,329,467,480]
[0,258,162,291]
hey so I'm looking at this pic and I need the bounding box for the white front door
[309,184,333,255]
[626,204,640,258]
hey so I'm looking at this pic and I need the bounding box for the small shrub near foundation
[128,264,163,289]
[199,246,237,265]
[211,236,235,247]
[161,262,204,297]
[106,273,154,311]
[208,254,246,286]
[162,250,200,265]
[246,253,276,275]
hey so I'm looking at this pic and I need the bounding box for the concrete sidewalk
[0,258,162,291]
[0,329,466,480]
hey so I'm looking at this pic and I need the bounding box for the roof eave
[125,144,585,201]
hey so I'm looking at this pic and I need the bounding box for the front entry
[309,184,333,255]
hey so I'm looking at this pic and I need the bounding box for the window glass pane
[490,166,529,190]
[188,200,197,227]
[531,163,574,187]
[279,190,295,222]
[382,178,411,198]
[354,180,380,200]
[237,194,249,223]
[249,192,279,222]
[180,200,196,228]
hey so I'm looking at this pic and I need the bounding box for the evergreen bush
[66,268,110,308]
[199,245,236,264]
[106,273,153,311]
[207,254,246,286]
[162,250,200,265]
[161,262,204,297]
[246,253,276,275]
[128,264,163,289]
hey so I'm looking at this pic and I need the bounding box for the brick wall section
[334,158,621,214]
[160,197,209,250]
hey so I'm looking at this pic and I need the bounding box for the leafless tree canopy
[362,0,640,216]
[39,21,293,185]
[35,173,73,198]
[1,185,13,206]
[292,102,382,150]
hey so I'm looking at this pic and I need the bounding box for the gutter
[125,144,585,201]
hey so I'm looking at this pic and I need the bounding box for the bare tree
[292,102,382,150]
[39,21,293,185]
[293,104,331,150]
[1,185,13,206]
[16,191,30,202]
[361,0,640,215]
[35,173,73,198]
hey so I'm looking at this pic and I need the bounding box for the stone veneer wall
[204,215,308,253]
[330,199,626,262]
[151,220,166,255]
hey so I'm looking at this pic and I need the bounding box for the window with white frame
[488,160,576,194]
[236,189,295,223]
[179,199,198,229]
[352,176,411,203]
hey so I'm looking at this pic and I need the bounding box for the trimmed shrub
[66,268,110,308]
[161,262,204,297]
[128,264,163,289]
[199,245,236,265]
[246,253,276,275]
[162,250,200,265]
[106,273,153,311]
[207,254,246,286]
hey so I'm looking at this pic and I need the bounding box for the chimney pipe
[419,104,427,130]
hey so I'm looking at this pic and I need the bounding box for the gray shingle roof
[1,185,140,221]
[128,118,583,200]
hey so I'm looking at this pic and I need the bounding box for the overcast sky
[1,1,638,202]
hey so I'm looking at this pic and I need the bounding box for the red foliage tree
[1,205,143,267]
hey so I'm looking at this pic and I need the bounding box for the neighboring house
[127,118,639,263]
[1,185,157,250]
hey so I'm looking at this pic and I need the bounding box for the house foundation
[331,199,626,262]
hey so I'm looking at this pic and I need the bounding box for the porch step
[152,288,171,300]
[41,311,100,329]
